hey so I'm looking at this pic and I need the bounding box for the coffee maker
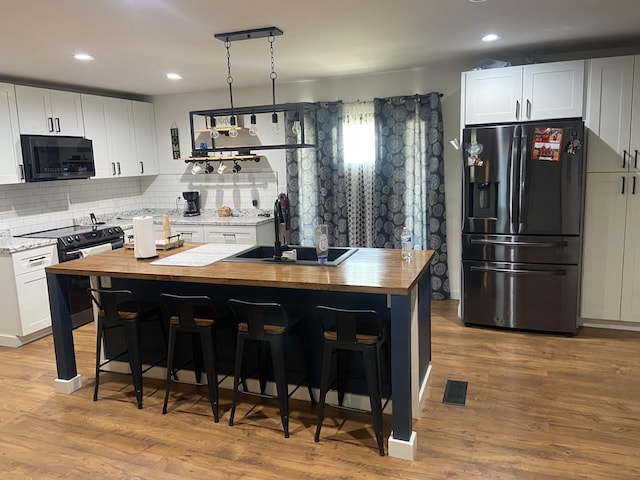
[182,191,200,217]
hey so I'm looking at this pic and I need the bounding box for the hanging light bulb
[229,115,238,137]
[271,112,281,134]
[249,114,259,136]
[217,161,226,174]
[291,111,301,135]
[210,117,220,139]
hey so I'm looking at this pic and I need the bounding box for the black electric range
[19,224,124,262]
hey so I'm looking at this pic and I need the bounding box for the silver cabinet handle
[139,161,144,174]
[623,150,628,169]
[28,256,47,263]
[19,164,24,180]
[48,117,54,132]
[111,162,116,176]
[116,162,121,175]
[526,99,531,119]
[515,100,520,120]
[622,176,626,195]
[635,150,638,169]
[633,176,637,195]
[54,117,61,133]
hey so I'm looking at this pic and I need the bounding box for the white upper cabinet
[0,82,23,184]
[132,100,159,176]
[585,56,635,173]
[81,94,137,178]
[15,85,84,136]
[463,60,585,125]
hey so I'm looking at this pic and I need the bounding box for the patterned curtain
[374,93,449,299]
[286,102,348,247]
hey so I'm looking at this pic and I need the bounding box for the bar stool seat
[227,299,315,438]
[160,293,228,422]
[314,306,390,456]
[88,288,166,410]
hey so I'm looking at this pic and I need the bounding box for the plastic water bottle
[401,227,412,260]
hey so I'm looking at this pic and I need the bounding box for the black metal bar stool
[227,299,315,438]
[159,293,228,422]
[314,306,390,456]
[88,288,166,410]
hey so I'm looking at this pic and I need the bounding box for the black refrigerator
[461,119,585,334]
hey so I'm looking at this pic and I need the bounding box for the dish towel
[79,243,112,258]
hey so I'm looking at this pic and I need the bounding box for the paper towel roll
[133,216,157,259]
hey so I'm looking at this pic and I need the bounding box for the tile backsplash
[0,172,278,236]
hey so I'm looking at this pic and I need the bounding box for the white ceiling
[1,0,640,97]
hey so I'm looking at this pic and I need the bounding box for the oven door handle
[470,265,567,275]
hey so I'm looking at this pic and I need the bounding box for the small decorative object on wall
[171,123,180,159]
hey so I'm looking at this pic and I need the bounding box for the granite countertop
[0,237,58,254]
[76,208,274,229]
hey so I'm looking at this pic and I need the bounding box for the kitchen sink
[224,245,358,266]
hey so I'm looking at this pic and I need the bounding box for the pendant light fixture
[268,34,280,134]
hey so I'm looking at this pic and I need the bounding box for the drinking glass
[315,224,329,263]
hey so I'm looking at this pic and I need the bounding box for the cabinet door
[580,172,628,320]
[81,94,113,178]
[523,60,585,121]
[620,172,640,322]
[464,66,523,125]
[0,82,22,184]
[16,270,51,335]
[49,90,84,136]
[132,101,159,176]
[107,98,137,177]
[630,56,640,174]
[585,56,634,173]
[15,85,53,135]
[15,269,52,335]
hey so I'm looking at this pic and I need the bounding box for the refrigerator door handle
[518,133,528,233]
[470,265,567,276]
[509,128,520,234]
[470,239,569,247]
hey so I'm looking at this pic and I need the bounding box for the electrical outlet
[252,199,258,207]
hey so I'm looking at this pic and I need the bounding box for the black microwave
[21,135,95,182]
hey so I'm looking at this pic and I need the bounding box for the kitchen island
[45,244,433,460]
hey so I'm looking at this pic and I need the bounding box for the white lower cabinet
[0,245,58,347]
[151,223,274,245]
[581,172,640,323]
[203,223,275,245]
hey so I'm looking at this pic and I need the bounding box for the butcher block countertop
[46,243,434,296]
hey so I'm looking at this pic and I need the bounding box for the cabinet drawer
[204,225,256,245]
[12,245,57,276]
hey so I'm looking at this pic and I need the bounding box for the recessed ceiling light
[469,0,487,2]
[166,73,182,80]
[482,34,500,42]
[74,53,94,61]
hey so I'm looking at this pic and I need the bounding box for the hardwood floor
[1,300,639,479]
